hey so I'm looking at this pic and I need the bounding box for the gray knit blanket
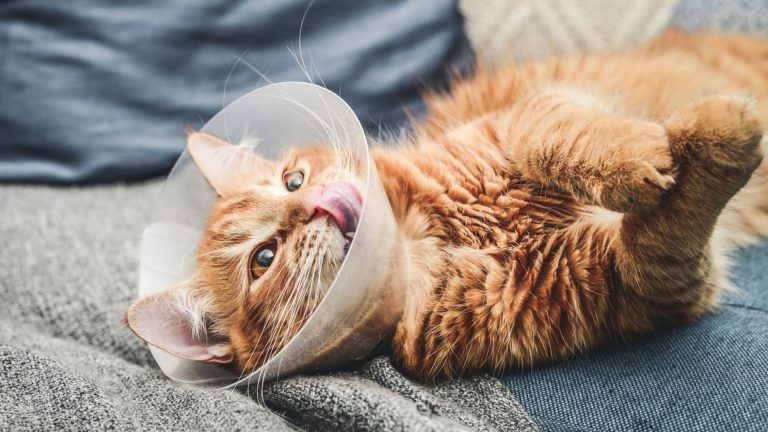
[0,182,538,431]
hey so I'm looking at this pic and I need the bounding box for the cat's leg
[499,86,677,213]
[614,95,763,325]
[709,62,768,249]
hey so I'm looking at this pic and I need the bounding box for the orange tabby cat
[128,31,768,380]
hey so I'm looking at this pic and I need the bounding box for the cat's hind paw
[667,95,764,173]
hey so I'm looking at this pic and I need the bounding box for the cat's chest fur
[370,118,602,377]
[374,119,580,257]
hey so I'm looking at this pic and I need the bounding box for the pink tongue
[312,181,363,233]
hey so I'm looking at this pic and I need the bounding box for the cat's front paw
[598,124,676,213]
[599,160,675,212]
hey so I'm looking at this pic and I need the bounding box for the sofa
[1,0,765,430]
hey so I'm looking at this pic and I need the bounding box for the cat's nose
[280,185,323,228]
[299,185,324,217]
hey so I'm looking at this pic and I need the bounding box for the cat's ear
[186,131,274,196]
[126,279,233,364]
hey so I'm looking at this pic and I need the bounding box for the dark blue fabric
[505,241,768,431]
[0,0,471,184]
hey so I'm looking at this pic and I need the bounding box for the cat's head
[126,132,364,373]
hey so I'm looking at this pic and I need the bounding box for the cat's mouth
[312,181,363,248]
[343,231,354,255]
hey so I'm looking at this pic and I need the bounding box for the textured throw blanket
[0,183,538,431]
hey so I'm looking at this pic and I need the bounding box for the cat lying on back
[127,31,768,380]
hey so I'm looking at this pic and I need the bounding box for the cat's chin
[309,214,355,259]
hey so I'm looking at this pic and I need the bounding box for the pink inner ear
[127,284,233,364]
[186,131,275,196]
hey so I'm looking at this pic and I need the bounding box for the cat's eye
[249,243,277,280]
[283,170,304,192]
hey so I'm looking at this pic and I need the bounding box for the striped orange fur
[127,31,768,380]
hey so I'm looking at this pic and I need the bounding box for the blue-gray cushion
[0,0,471,183]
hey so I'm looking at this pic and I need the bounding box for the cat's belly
[375,126,621,379]
[389,171,622,378]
